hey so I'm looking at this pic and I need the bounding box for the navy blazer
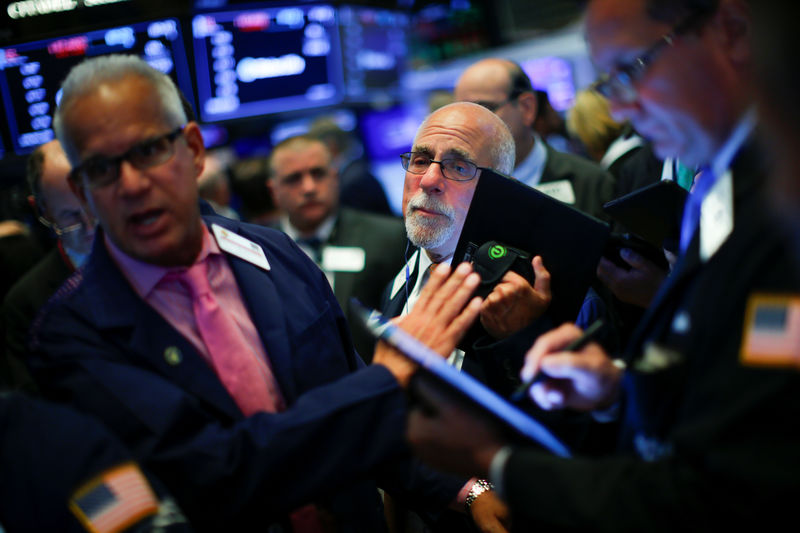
[28,214,458,532]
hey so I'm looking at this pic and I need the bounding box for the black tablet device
[453,168,611,326]
[602,179,689,249]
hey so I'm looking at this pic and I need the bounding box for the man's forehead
[273,142,329,170]
[586,0,667,61]
[412,143,472,160]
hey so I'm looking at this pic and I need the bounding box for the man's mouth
[128,208,165,229]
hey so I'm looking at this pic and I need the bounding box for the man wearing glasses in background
[454,58,616,221]
[2,139,96,390]
[405,0,800,530]
[26,55,510,532]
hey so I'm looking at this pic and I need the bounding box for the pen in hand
[510,319,605,403]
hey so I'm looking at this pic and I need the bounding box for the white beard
[404,191,457,251]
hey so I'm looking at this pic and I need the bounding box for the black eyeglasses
[70,127,185,189]
[592,12,706,103]
[400,152,486,182]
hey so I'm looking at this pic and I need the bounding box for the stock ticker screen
[0,18,194,155]
[191,4,344,122]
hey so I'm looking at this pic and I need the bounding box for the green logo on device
[489,245,507,259]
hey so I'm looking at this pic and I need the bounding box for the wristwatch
[465,478,494,510]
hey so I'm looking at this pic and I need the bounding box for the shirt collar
[513,133,548,187]
[105,223,220,298]
[279,213,337,243]
[709,107,757,178]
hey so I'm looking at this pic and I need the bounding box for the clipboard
[354,301,571,457]
[453,168,611,326]
[602,179,689,249]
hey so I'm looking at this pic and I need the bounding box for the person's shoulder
[202,214,299,256]
[546,143,612,180]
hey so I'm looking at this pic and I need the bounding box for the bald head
[454,59,538,166]
[413,102,515,175]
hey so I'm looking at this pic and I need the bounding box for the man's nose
[418,161,446,192]
[117,159,151,195]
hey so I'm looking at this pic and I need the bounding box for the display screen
[520,56,576,112]
[338,5,408,100]
[0,18,194,155]
[192,4,343,122]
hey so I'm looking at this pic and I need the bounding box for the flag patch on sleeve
[740,294,800,368]
[69,462,159,533]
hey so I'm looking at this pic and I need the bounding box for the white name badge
[534,179,576,204]
[699,171,733,262]
[211,224,271,271]
[321,246,366,273]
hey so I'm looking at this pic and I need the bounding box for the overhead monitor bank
[0,18,193,155]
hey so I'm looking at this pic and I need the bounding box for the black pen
[510,319,605,403]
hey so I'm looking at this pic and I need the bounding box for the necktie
[297,236,323,264]
[168,261,284,415]
[674,160,696,191]
[679,166,717,254]
[170,262,326,532]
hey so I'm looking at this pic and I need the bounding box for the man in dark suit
[267,134,407,361]
[2,139,96,390]
[455,58,616,221]
[405,0,800,530]
[27,55,506,532]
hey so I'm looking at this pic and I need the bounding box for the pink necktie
[170,261,284,415]
[172,261,326,532]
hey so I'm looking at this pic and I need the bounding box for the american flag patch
[740,294,800,368]
[69,462,159,533]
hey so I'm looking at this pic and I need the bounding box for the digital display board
[0,18,194,155]
[192,4,344,122]
[520,56,576,112]
[338,5,408,100]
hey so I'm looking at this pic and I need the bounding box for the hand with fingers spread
[596,248,667,309]
[480,255,551,339]
[373,262,483,386]
[520,323,623,411]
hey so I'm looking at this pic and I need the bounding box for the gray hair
[413,102,515,175]
[54,54,187,162]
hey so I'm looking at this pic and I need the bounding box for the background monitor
[0,18,194,155]
[338,5,408,101]
[359,102,429,214]
[520,56,576,112]
[192,4,344,122]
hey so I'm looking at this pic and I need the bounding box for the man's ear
[265,178,277,203]
[516,91,539,128]
[718,0,752,65]
[182,122,206,178]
